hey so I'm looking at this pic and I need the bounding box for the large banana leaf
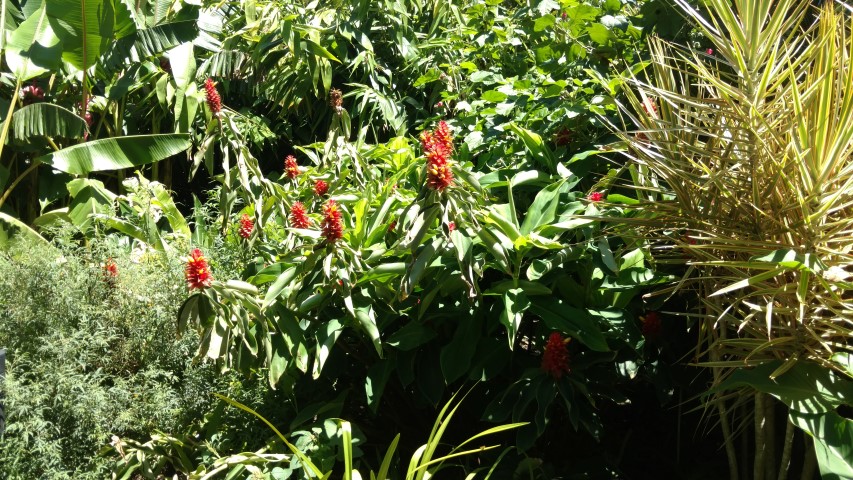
[4,3,62,81]
[45,0,135,71]
[38,134,190,175]
[0,211,49,247]
[98,21,199,76]
[10,103,87,141]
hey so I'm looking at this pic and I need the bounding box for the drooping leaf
[38,134,190,175]
[98,21,198,75]
[10,103,87,141]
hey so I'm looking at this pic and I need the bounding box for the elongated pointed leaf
[5,4,62,81]
[11,103,87,141]
[0,211,49,247]
[98,21,199,75]
[38,133,190,175]
[45,0,119,70]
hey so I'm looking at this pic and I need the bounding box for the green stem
[754,393,766,480]
[777,415,794,480]
[0,159,40,210]
[0,80,22,162]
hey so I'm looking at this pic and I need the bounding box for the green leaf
[46,0,119,71]
[0,211,49,247]
[440,315,482,384]
[520,180,568,235]
[38,134,190,175]
[67,178,116,229]
[499,288,530,350]
[365,359,394,413]
[790,410,853,480]
[302,37,339,62]
[386,321,436,351]
[506,123,556,173]
[10,103,87,141]
[531,297,609,352]
[98,21,198,75]
[5,4,63,81]
[533,14,555,32]
[750,249,825,273]
[714,361,853,414]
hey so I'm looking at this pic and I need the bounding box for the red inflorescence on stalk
[103,258,118,286]
[314,179,329,196]
[238,213,254,239]
[204,78,221,115]
[447,222,456,232]
[321,200,344,243]
[284,155,300,180]
[289,202,310,229]
[642,98,657,115]
[541,332,571,379]
[186,248,213,290]
[420,121,454,192]
[588,191,604,202]
[641,311,662,339]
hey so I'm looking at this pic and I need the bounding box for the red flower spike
[388,220,397,232]
[448,222,456,232]
[284,155,299,180]
[238,213,254,239]
[314,179,329,196]
[321,200,344,243]
[186,249,213,290]
[554,127,572,146]
[706,48,714,55]
[421,122,454,192]
[103,258,118,286]
[641,311,662,339]
[204,78,221,115]
[541,332,571,379]
[588,191,604,202]
[289,202,310,229]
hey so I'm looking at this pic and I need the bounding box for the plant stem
[800,435,816,480]
[0,159,40,210]
[754,393,766,480]
[0,80,22,162]
[777,415,794,480]
[765,396,776,480]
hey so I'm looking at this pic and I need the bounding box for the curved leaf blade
[39,133,190,175]
[11,103,87,141]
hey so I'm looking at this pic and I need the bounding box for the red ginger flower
[641,311,662,339]
[588,191,604,202]
[238,213,254,239]
[186,248,213,290]
[204,78,221,114]
[541,332,571,379]
[321,200,344,243]
[421,122,454,191]
[642,98,657,115]
[103,258,118,286]
[284,155,299,180]
[289,202,310,229]
[314,179,329,196]
[447,222,456,232]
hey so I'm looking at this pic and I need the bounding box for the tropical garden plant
[0,0,850,478]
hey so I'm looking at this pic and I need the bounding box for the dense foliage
[0,0,851,479]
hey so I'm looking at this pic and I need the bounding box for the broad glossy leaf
[790,410,853,480]
[531,297,609,351]
[10,103,87,141]
[0,211,49,247]
[39,134,190,175]
[5,4,62,80]
[386,321,436,351]
[46,0,120,70]
[99,21,198,75]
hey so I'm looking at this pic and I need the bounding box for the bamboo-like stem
[0,80,22,162]
[754,393,767,480]
[0,159,40,209]
[777,415,795,480]
[800,435,816,480]
[764,397,776,480]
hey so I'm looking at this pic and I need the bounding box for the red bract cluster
[284,155,299,179]
[314,179,329,196]
[588,192,604,202]
[321,200,344,243]
[541,332,571,379]
[186,249,213,290]
[447,222,456,232]
[290,202,310,228]
[21,83,44,104]
[103,258,118,286]
[238,213,254,239]
[554,127,572,146]
[641,311,662,339]
[204,78,221,115]
[420,121,454,191]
